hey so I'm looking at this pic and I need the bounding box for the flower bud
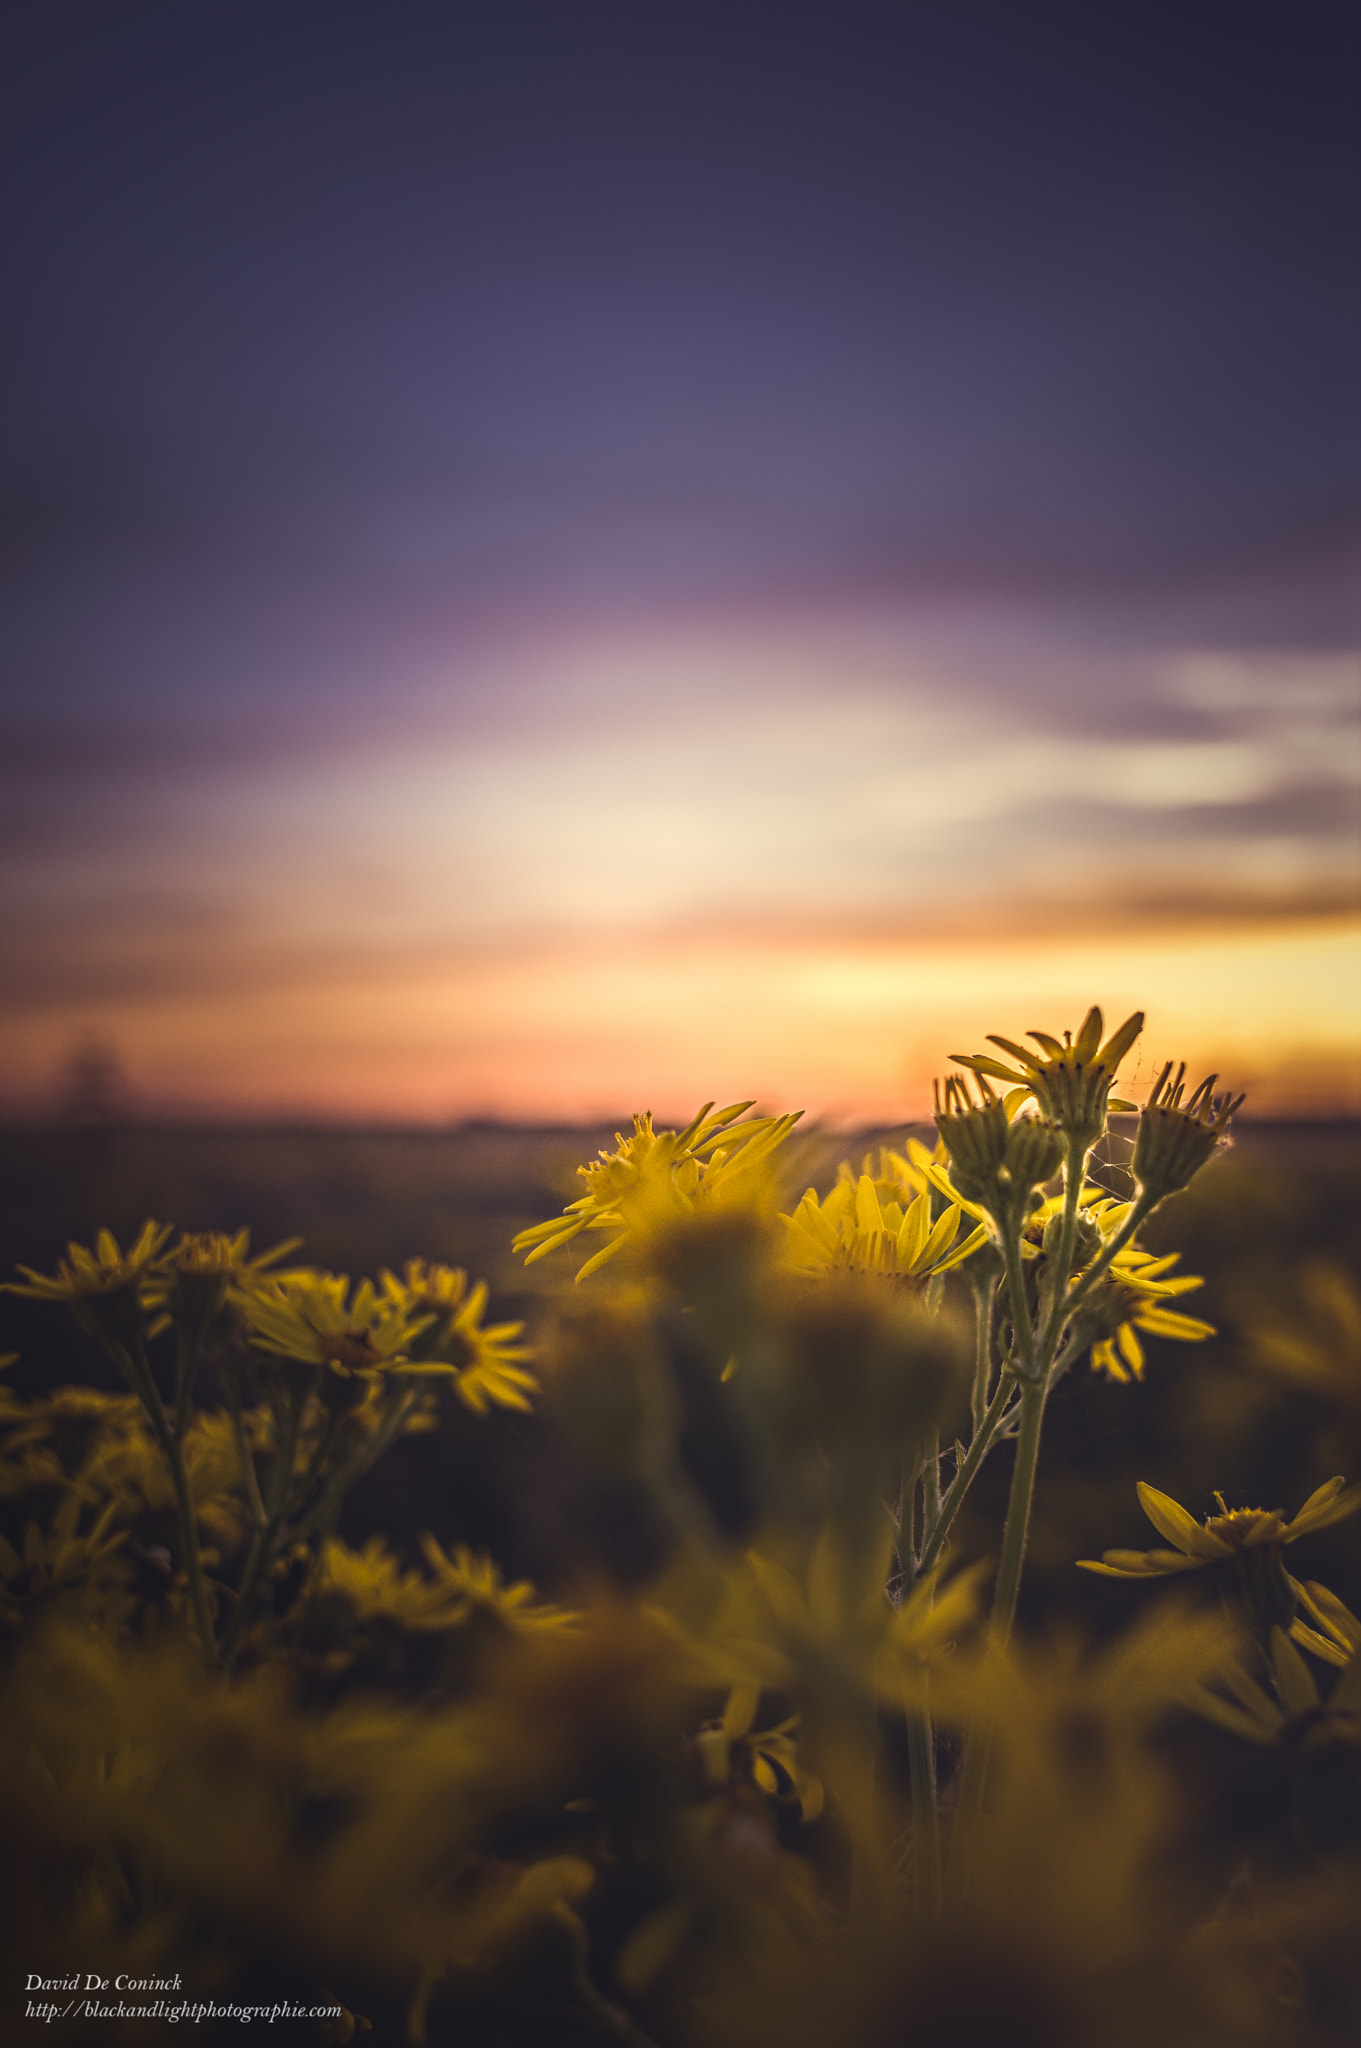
[932,1074,1009,1204]
[1132,1064,1245,1201]
[934,1077,1062,1234]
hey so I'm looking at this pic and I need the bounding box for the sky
[1,0,1358,1122]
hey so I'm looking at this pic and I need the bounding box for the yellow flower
[318,1535,463,1631]
[0,1493,126,1629]
[417,1536,581,1635]
[143,1228,303,1342]
[513,1099,803,1283]
[950,1005,1143,1150]
[9,1220,172,1304]
[378,1262,538,1416]
[694,1685,824,1823]
[1078,1476,1361,1579]
[1021,1191,1214,1382]
[241,1270,433,1378]
[1084,1299,1215,1384]
[780,1171,989,1288]
[1246,1262,1361,1417]
[654,1530,988,1709]
[8,1222,173,1352]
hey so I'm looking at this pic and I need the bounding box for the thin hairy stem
[990,1377,1046,1639]
[969,1271,998,1432]
[918,1373,1013,1576]
[999,1222,1040,1382]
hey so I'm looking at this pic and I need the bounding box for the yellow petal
[1116,1322,1146,1378]
[1098,1011,1144,1070]
[573,1234,630,1283]
[933,1222,992,1275]
[751,1752,781,1797]
[1288,1620,1349,1669]
[722,1685,760,1741]
[1137,1483,1231,1557]
[1295,1578,1361,1651]
[897,1189,931,1268]
[854,1175,884,1237]
[1073,1007,1104,1062]
[1287,1475,1357,1537]
[917,1203,962,1273]
[1134,1308,1216,1341]
[1269,1628,1320,1714]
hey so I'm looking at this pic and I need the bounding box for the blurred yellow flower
[695,1684,824,1823]
[1019,1191,1214,1382]
[1085,1286,1216,1385]
[0,1493,126,1629]
[418,1536,581,1634]
[379,1262,538,1415]
[10,1220,173,1305]
[241,1270,434,1378]
[242,1264,538,1415]
[143,1228,303,1341]
[319,1535,466,1631]
[513,1099,802,1282]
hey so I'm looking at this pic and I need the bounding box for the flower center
[320,1332,381,1373]
[1203,1506,1287,1550]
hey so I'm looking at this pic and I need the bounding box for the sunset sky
[2,2,1358,1122]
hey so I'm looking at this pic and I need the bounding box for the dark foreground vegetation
[1,1073,1358,2047]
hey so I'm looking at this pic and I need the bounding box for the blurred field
[2,1116,1357,1628]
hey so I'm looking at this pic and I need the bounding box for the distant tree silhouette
[57,1033,129,1126]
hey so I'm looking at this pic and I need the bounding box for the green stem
[917,1374,1014,1577]
[216,1525,273,1674]
[905,1691,941,1918]
[990,1378,1046,1641]
[217,1382,303,1672]
[289,1388,423,1546]
[290,1386,338,1512]
[969,1272,998,1433]
[998,1224,1040,1383]
[1063,1186,1157,1317]
[172,1329,200,1444]
[945,1375,1049,1904]
[125,1337,216,1659]
[897,1451,922,1591]
[1035,1140,1087,1363]
[223,1369,268,1529]
[922,1436,941,1541]
[1041,1332,1090,1392]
